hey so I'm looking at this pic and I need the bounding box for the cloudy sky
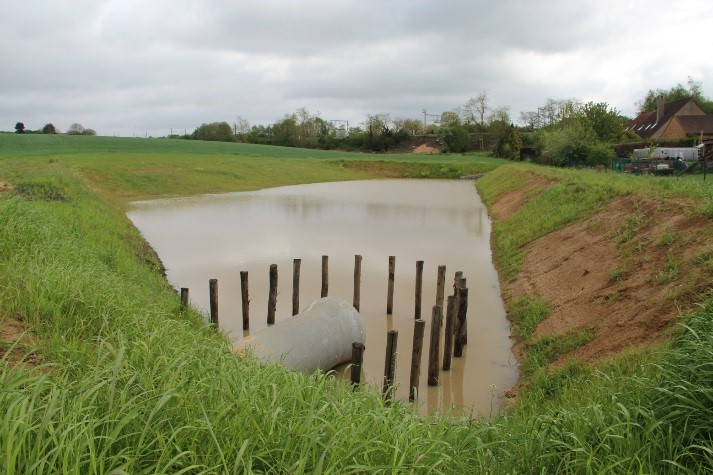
[2,0,712,137]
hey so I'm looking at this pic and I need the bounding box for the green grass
[509,294,551,341]
[1,135,712,472]
[523,326,597,375]
[0,134,506,201]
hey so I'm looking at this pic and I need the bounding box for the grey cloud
[2,0,712,135]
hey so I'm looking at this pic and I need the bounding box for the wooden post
[350,342,365,389]
[321,255,329,298]
[414,260,424,319]
[436,265,446,309]
[442,295,456,371]
[180,287,189,310]
[240,271,249,330]
[267,264,278,325]
[387,256,396,314]
[459,277,468,345]
[427,305,443,386]
[454,287,468,357]
[353,255,362,311]
[209,279,218,326]
[292,259,301,316]
[452,271,463,335]
[409,319,426,401]
[453,271,463,295]
[382,330,398,403]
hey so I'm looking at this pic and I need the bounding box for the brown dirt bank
[493,182,713,371]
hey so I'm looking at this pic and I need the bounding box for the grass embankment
[0,134,505,200]
[1,135,711,472]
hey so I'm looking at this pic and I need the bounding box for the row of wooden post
[180,254,358,330]
[180,254,451,330]
[180,256,468,404]
[350,269,469,404]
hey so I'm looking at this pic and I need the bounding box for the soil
[392,137,442,154]
[0,180,13,194]
[495,183,713,371]
[490,175,555,221]
[412,143,440,154]
[0,316,37,367]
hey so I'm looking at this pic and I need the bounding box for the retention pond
[127,179,518,417]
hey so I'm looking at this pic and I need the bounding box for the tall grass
[0,177,486,473]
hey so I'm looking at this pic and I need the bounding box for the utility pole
[422,109,440,126]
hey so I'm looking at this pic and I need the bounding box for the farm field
[0,134,506,199]
[0,134,711,473]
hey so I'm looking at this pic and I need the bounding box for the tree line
[183,94,627,167]
[13,122,96,136]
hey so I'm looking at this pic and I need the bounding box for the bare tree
[518,110,539,130]
[67,123,85,135]
[488,106,511,126]
[463,93,489,127]
[463,93,489,148]
[233,116,251,141]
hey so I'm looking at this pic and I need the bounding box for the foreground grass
[1,136,711,472]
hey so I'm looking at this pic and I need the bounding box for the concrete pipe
[235,296,365,373]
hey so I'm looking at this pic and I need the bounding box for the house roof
[626,97,694,138]
[675,115,713,135]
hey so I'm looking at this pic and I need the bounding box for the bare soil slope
[497,184,713,368]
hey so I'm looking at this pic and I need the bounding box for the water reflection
[127,179,517,417]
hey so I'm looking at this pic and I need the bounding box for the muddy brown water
[127,179,518,417]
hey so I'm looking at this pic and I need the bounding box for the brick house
[627,94,713,139]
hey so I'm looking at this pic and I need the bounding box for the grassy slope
[0,134,506,200]
[0,135,711,473]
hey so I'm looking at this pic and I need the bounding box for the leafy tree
[361,114,395,151]
[539,118,613,167]
[393,118,425,136]
[15,122,25,133]
[192,122,234,142]
[440,111,461,127]
[440,126,469,153]
[271,114,299,147]
[507,125,522,160]
[245,125,271,144]
[636,76,713,114]
[41,123,57,134]
[580,101,626,143]
[488,106,512,156]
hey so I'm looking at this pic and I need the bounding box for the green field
[1,134,711,473]
[0,134,506,200]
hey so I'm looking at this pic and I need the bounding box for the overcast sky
[2,0,712,137]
